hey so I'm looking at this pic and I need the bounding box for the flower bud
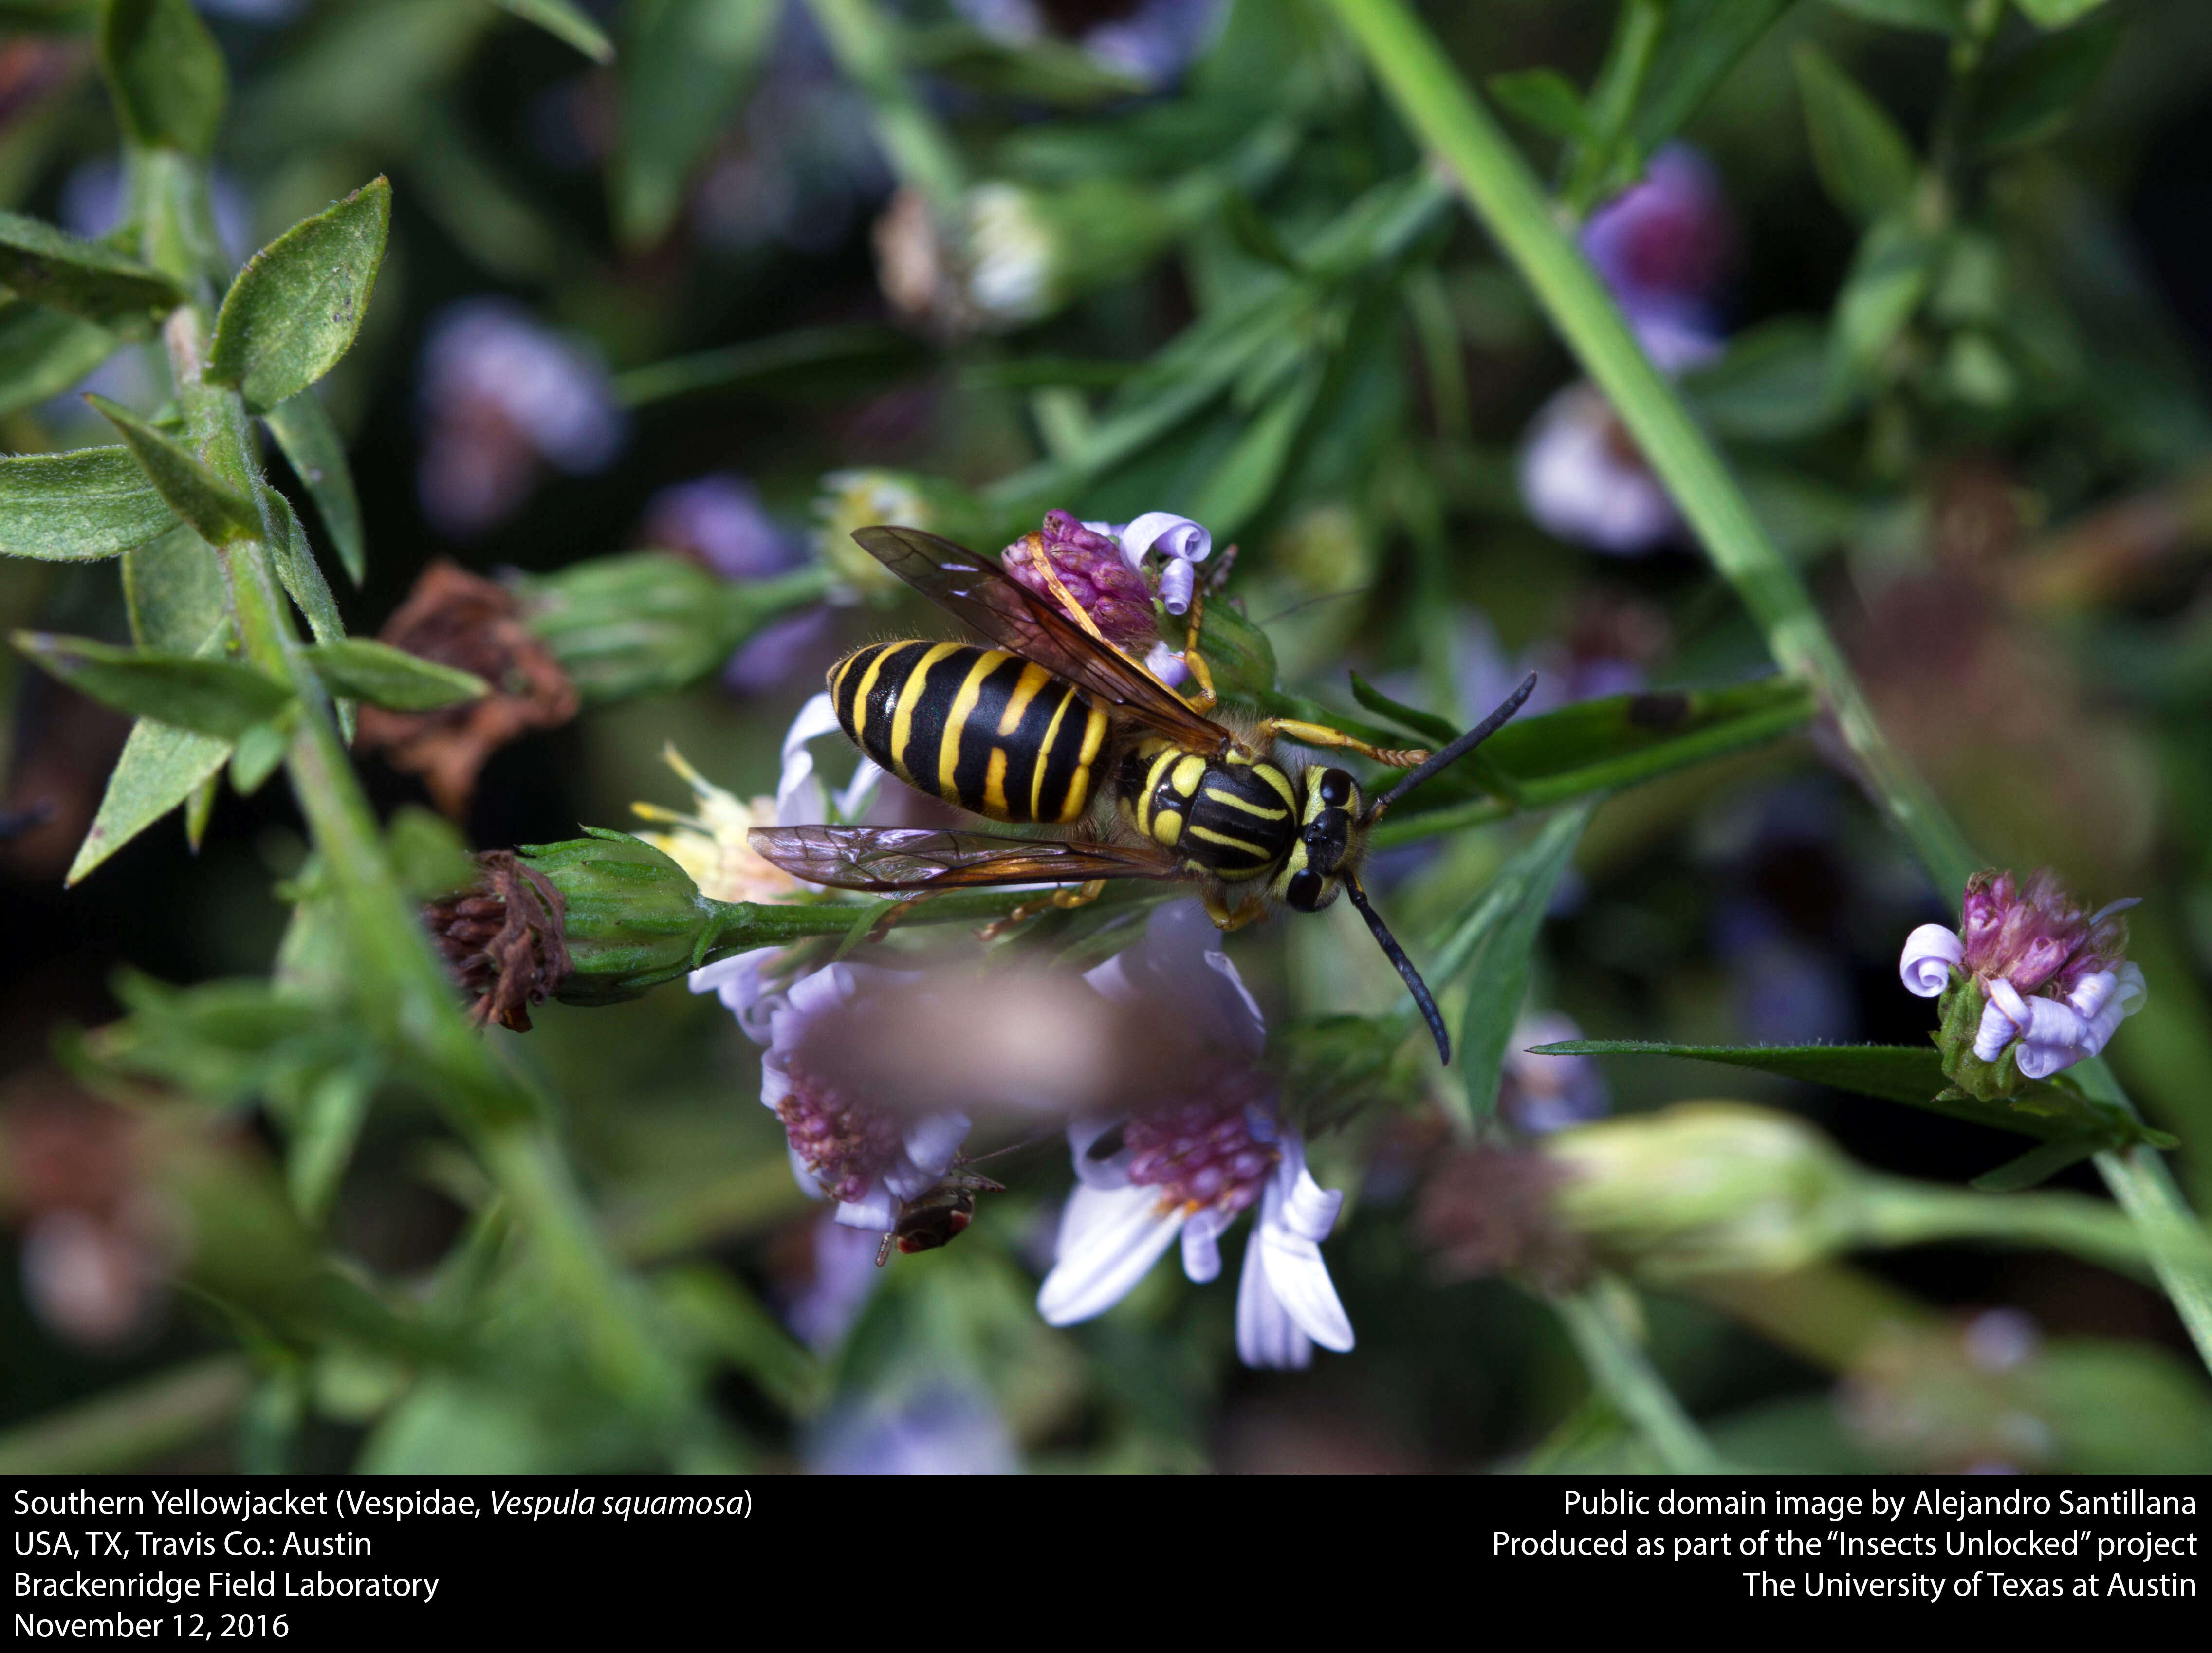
[1541,1103,1865,1280]
[514,551,828,704]
[426,831,734,1023]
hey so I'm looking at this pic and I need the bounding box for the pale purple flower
[1502,1012,1608,1135]
[1035,903,1354,1370]
[640,474,832,692]
[417,299,625,536]
[1581,145,1735,331]
[780,1212,888,1353]
[1899,869,2146,1079]
[952,0,1225,91]
[686,692,887,1037]
[805,1381,1018,1474]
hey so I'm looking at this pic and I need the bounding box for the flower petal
[903,1111,971,1183]
[1275,1166,1345,1247]
[1898,924,1964,997]
[1235,1227,1311,1370]
[1974,978,2031,1062]
[1181,1205,1230,1284]
[1066,1116,1134,1190]
[1143,641,1190,689]
[1157,558,1196,616]
[690,945,784,1042]
[834,1184,897,1231]
[1120,511,1211,569]
[788,1144,826,1201]
[1037,1183,1182,1325]
[774,692,843,826]
[1257,1224,1355,1354]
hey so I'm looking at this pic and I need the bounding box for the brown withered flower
[354,562,579,817]
[1414,1143,1590,1294]
[423,851,573,1031]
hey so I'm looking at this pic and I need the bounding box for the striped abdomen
[830,642,1108,825]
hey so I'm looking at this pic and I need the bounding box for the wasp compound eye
[1319,768,1355,808]
[1287,869,1326,911]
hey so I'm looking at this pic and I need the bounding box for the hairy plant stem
[1326,0,2212,1376]
[141,166,673,1410]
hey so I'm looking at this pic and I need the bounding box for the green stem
[143,163,671,1407]
[1553,1279,1726,1472]
[1562,0,1665,214]
[802,0,967,213]
[0,1356,252,1475]
[1858,1179,2155,1281]
[1325,0,2212,1376]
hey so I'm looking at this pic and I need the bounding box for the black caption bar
[6,1475,2205,1628]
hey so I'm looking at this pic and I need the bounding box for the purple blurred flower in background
[778,1212,888,1353]
[1518,145,1733,556]
[1454,590,1669,722]
[1500,1012,1608,1135]
[640,474,835,692]
[805,1381,1018,1474]
[416,299,625,538]
[193,0,303,21]
[1036,904,1355,1370]
[952,0,1226,91]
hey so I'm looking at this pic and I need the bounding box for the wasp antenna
[1344,875,1451,1065]
[1367,672,1539,821]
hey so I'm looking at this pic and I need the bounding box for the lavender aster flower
[1900,868,2146,1087]
[1000,508,1212,684]
[640,474,832,693]
[1035,904,1354,1370]
[954,0,1225,91]
[805,1381,1018,1475]
[417,299,625,537]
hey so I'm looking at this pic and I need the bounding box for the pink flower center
[777,1061,900,1205]
[1123,1079,1280,1217]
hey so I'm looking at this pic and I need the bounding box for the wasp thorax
[776,1061,902,1205]
[1124,1074,1281,1217]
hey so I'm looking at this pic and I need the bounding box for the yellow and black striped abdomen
[829,642,1108,825]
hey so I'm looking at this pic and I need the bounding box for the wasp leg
[866,895,927,943]
[1255,717,1429,770]
[977,880,1106,941]
[1200,887,1270,933]
[1179,592,1219,715]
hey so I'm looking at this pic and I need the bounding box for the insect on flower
[746,525,1538,1062]
[877,1161,1008,1267]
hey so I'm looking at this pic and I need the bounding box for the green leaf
[0,214,184,328]
[1794,43,1919,225]
[1829,217,1938,378]
[0,304,118,420]
[261,489,343,647]
[1684,316,1849,440]
[261,393,364,585]
[1186,366,1322,538]
[494,0,616,62]
[209,180,392,414]
[1972,1134,2101,1193]
[67,718,230,885]
[1531,1039,2153,1144]
[1348,671,1459,744]
[303,640,488,712]
[229,720,291,794]
[99,0,228,158]
[1821,0,1966,31]
[13,631,293,740]
[1975,16,2120,157]
[123,524,225,652]
[615,0,778,248]
[1630,0,1793,153]
[1488,68,1597,143]
[2012,0,2109,26]
[1447,803,1592,1128]
[88,394,261,546]
[0,446,179,560]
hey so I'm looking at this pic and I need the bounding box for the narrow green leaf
[1487,68,1598,143]
[1532,1038,2155,1145]
[2012,0,2109,25]
[616,0,778,248]
[99,0,228,158]
[1453,803,1592,1129]
[261,490,343,647]
[1186,367,1321,537]
[1829,217,1937,378]
[228,721,291,794]
[14,631,293,739]
[495,0,616,62]
[1629,0,1792,153]
[67,719,231,885]
[1683,316,1848,441]
[1347,671,1459,744]
[0,446,179,560]
[0,214,184,328]
[261,393,365,585]
[0,304,118,420]
[1975,16,2120,157]
[303,640,488,712]
[88,394,261,546]
[1821,0,1966,31]
[123,524,225,652]
[1793,43,1919,225]
[209,180,391,414]
[1972,1135,2101,1193]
